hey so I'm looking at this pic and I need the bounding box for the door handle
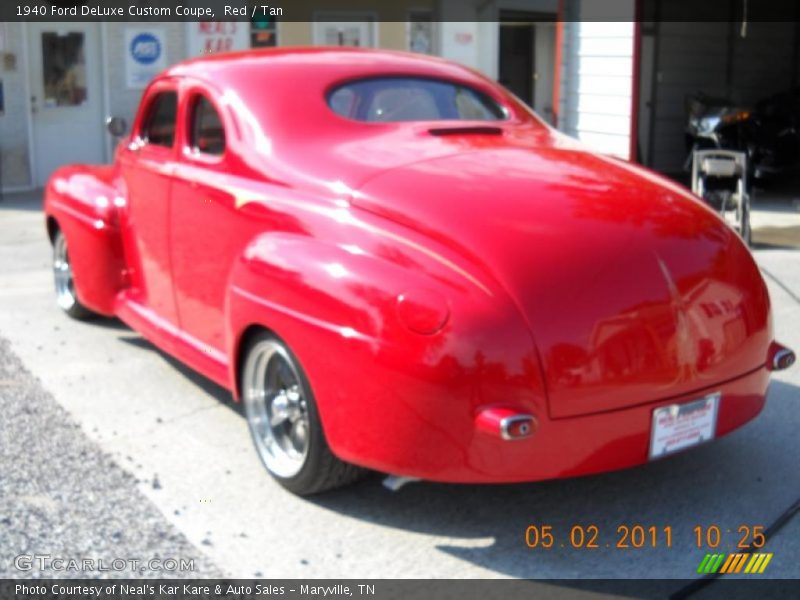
[30,95,38,114]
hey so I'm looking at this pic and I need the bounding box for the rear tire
[241,332,365,495]
[52,230,95,320]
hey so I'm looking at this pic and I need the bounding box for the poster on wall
[125,28,166,89]
[312,21,374,48]
[408,11,435,55]
[187,22,249,56]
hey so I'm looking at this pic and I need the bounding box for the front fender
[44,166,127,315]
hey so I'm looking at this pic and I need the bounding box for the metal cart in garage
[691,149,751,246]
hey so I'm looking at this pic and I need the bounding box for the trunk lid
[355,146,771,418]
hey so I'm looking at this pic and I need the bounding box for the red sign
[189,22,248,56]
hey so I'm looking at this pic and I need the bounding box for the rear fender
[225,230,547,470]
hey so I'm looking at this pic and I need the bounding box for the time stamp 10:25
[525,525,766,550]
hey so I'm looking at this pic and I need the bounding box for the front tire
[241,332,364,495]
[52,230,95,320]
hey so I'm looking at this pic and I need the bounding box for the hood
[354,146,771,418]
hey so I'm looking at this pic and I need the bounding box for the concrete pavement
[0,190,798,582]
[0,337,221,578]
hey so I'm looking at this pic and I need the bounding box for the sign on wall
[408,11,435,55]
[186,22,249,57]
[125,28,166,89]
[312,21,375,48]
[251,12,277,48]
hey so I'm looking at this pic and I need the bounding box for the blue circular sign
[130,33,161,65]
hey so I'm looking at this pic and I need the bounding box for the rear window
[328,77,507,123]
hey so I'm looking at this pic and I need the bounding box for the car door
[169,83,238,354]
[117,80,181,325]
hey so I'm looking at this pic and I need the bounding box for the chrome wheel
[53,232,77,311]
[243,339,310,478]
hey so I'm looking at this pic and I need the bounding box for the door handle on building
[30,95,38,114]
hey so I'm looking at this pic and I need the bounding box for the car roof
[163,46,486,89]
[156,47,549,196]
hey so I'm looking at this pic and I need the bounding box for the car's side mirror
[106,116,128,138]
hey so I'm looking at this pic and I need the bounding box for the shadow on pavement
[305,380,799,583]
[82,315,129,332]
[117,333,244,417]
[102,325,798,585]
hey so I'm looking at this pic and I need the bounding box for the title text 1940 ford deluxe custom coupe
[45,48,795,495]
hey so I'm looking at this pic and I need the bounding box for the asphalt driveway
[0,191,798,582]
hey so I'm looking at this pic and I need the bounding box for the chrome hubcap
[53,235,76,310]
[243,341,310,478]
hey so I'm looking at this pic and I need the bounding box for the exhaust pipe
[476,407,537,441]
[382,475,419,492]
[768,342,796,371]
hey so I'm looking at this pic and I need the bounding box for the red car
[45,48,794,495]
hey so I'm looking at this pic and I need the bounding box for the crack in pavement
[760,265,800,306]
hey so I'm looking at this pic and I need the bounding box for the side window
[190,95,226,156]
[142,91,178,148]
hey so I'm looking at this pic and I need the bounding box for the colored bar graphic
[720,554,736,573]
[697,554,712,574]
[698,553,773,574]
[758,553,773,573]
[736,554,748,573]
[728,554,747,573]
[745,554,761,573]
[711,553,726,573]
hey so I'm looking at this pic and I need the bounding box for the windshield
[328,77,507,123]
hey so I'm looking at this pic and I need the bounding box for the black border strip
[1,0,800,23]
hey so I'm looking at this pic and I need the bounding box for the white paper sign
[649,393,720,459]
[186,22,249,57]
[125,28,167,89]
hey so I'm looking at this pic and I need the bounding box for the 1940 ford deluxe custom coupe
[44,48,795,495]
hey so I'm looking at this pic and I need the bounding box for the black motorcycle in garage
[684,88,800,246]
[685,89,800,180]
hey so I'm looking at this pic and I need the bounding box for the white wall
[558,0,636,158]
[533,22,557,120]
[0,24,32,188]
[438,0,482,70]
[0,22,187,191]
[477,18,499,79]
[104,23,186,153]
